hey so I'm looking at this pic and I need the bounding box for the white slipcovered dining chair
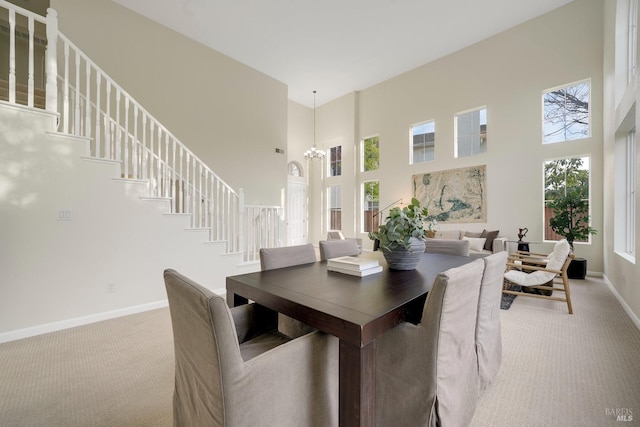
[476,251,508,393]
[502,239,574,313]
[374,258,485,426]
[259,243,317,338]
[163,269,338,427]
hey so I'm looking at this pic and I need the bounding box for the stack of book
[326,256,383,277]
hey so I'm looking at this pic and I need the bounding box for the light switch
[57,209,73,221]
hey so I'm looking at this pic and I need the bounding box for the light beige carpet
[0,275,638,426]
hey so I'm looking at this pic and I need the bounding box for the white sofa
[426,229,507,256]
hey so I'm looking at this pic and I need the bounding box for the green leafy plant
[368,198,429,251]
[545,158,597,249]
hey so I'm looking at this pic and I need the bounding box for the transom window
[543,80,591,144]
[455,107,487,157]
[411,121,435,164]
[329,146,342,177]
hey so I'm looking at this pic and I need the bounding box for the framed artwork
[412,165,486,223]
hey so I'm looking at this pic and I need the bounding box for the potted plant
[426,219,439,238]
[368,198,429,270]
[545,158,597,279]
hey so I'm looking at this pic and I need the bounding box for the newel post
[45,8,58,113]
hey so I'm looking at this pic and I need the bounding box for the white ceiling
[112,0,573,107]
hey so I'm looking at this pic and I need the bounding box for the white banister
[45,8,57,112]
[1,0,283,260]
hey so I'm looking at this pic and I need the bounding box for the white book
[327,256,379,271]
[327,264,383,277]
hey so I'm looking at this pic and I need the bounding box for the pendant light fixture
[304,90,325,160]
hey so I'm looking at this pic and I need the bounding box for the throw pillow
[463,236,487,252]
[481,229,499,251]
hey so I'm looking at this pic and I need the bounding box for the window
[630,0,638,82]
[455,107,487,157]
[363,136,379,171]
[328,185,342,231]
[626,129,637,255]
[544,157,592,243]
[543,80,590,144]
[411,121,435,163]
[328,146,342,177]
[288,161,302,177]
[362,180,379,233]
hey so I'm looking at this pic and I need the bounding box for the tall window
[362,180,379,233]
[455,107,487,157]
[411,121,435,163]
[328,185,342,231]
[626,129,637,255]
[543,80,590,144]
[329,146,342,176]
[363,136,379,171]
[288,161,302,177]
[544,157,592,243]
[630,0,638,82]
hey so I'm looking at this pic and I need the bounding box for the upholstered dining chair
[502,239,574,313]
[374,258,485,427]
[164,269,338,427]
[476,251,509,393]
[319,239,360,261]
[259,243,317,338]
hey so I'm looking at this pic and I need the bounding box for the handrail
[0,0,283,261]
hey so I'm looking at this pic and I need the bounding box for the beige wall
[51,0,288,206]
[310,0,605,273]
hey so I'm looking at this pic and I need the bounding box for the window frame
[410,120,436,164]
[328,145,342,177]
[327,185,342,231]
[542,79,592,144]
[361,180,380,233]
[454,106,487,158]
[362,135,380,172]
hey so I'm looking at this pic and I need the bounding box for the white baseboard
[603,274,640,331]
[0,300,169,344]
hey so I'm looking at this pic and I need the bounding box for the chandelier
[304,90,325,160]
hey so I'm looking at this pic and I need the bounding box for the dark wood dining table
[226,251,479,427]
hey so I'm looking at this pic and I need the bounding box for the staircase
[0,0,282,264]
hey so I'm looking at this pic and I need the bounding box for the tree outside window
[543,81,590,144]
[363,136,379,171]
[544,157,595,246]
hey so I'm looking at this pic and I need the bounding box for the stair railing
[0,1,282,261]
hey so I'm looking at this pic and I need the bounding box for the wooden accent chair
[164,269,338,427]
[375,259,485,426]
[319,239,360,261]
[502,239,574,314]
[259,243,317,338]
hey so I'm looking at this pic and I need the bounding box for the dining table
[225,251,481,427]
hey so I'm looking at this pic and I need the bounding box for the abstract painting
[412,165,486,223]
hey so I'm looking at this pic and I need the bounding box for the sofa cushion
[434,230,463,240]
[464,230,483,238]
[481,230,499,251]
[463,236,487,252]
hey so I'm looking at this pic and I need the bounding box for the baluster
[149,121,155,196]
[63,43,70,133]
[141,114,147,183]
[85,61,91,138]
[95,73,101,157]
[8,10,15,104]
[74,51,80,135]
[171,140,177,212]
[178,146,184,213]
[115,90,121,162]
[185,153,191,215]
[198,164,203,227]
[204,170,209,229]
[133,105,139,179]
[191,158,197,226]
[164,133,170,198]
[28,17,34,107]
[105,80,111,157]
[124,98,130,178]
[156,127,163,197]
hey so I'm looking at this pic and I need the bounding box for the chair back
[319,239,360,261]
[420,258,484,425]
[529,239,571,283]
[476,251,508,393]
[326,231,346,240]
[259,243,317,270]
[164,269,242,426]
